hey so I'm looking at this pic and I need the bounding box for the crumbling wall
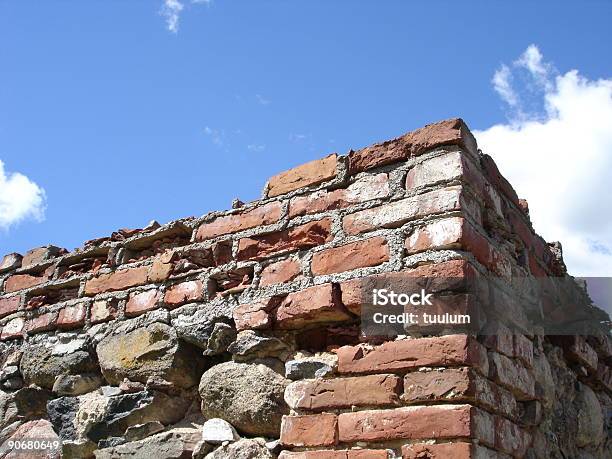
[0,119,609,458]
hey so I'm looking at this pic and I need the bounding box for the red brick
[4,274,47,293]
[312,237,389,276]
[195,202,282,240]
[237,219,332,261]
[260,258,302,286]
[402,442,472,459]
[0,296,21,318]
[406,151,483,190]
[233,299,277,331]
[126,289,160,316]
[22,246,64,267]
[337,335,488,375]
[288,173,390,218]
[339,260,479,316]
[285,374,401,410]
[148,259,173,283]
[164,280,204,307]
[57,303,86,329]
[513,334,534,368]
[481,154,520,206]
[1,317,25,340]
[337,404,494,444]
[488,351,535,400]
[279,451,388,459]
[494,416,532,457]
[84,266,149,296]
[403,367,518,419]
[90,299,117,324]
[25,312,56,334]
[274,283,352,329]
[348,118,477,175]
[343,187,464,235]
[280,413,337,447]
[405,217,506,276]
[268,154,338,197]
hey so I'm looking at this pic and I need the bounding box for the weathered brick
[285,374,401,410]
[90,299,117,324]
[1,317,25,340]
[561,335,598,372]
[280,413,337,447]
[343,187,466,235]
[405,217,506,276]
[494,416,532,457]
[195,201,282,240]
[0,253,22,272]
[57,303,86,329]
[126,289,160,316]
[274,283,352,329]
[481,154,520,206]
[22,246,64,267]
[25,312,56,334]
[268,154,338,197]
[311,237,389,275]
[163,280,204,307]
[402,442,472,459]
[403,367,518,419]
[279,450,388,459]
[406,151,483,191]
[4,273,48,293]
[513,334,534,368]
[233,299,277,331]
[148,259,173,283]
[237,219,333,261]
[260,258,302,286]
[348,118,477,175]
[488,351,536,400]
[339,260,479,316]
[288,173,390,218]
[337,404,494,445]
[0,296,21,318]
[84,266,149,296]
[337,335,488,375]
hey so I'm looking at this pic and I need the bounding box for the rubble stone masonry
[0,118,610,458]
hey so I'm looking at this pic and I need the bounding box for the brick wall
[0,118,609,458]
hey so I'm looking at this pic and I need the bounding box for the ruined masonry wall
[0,118,610,458]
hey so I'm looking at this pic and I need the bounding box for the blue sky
[1,1,611,275]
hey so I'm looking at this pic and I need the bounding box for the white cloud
[0,160,46,230]
[203,126,225,146]
[475,45,612,276]
[160,0,184,34]
[160,0,212,34]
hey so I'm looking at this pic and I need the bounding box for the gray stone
[100,386,122,397]
[53,373,103,396]
[170,301,234,352]
[47,389,191,444]
[0,253,22,272]
[285,359,334,380]
[20,342,99,390]
[575,383,604,447]
[204,438,274,459]
[199,361,288,436]
[203,322,236,356]
[96,322,203,389]
[1,378,23,391]
[201,418,240,444]
[94,427,201,459]
[124,421,165,441]
[228,330,288,361]
[0,386,50,430]
[0,366,19,382]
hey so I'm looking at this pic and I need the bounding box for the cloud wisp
[0,160,46,231]
[475,45,612,276]
[160,0,213,34]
